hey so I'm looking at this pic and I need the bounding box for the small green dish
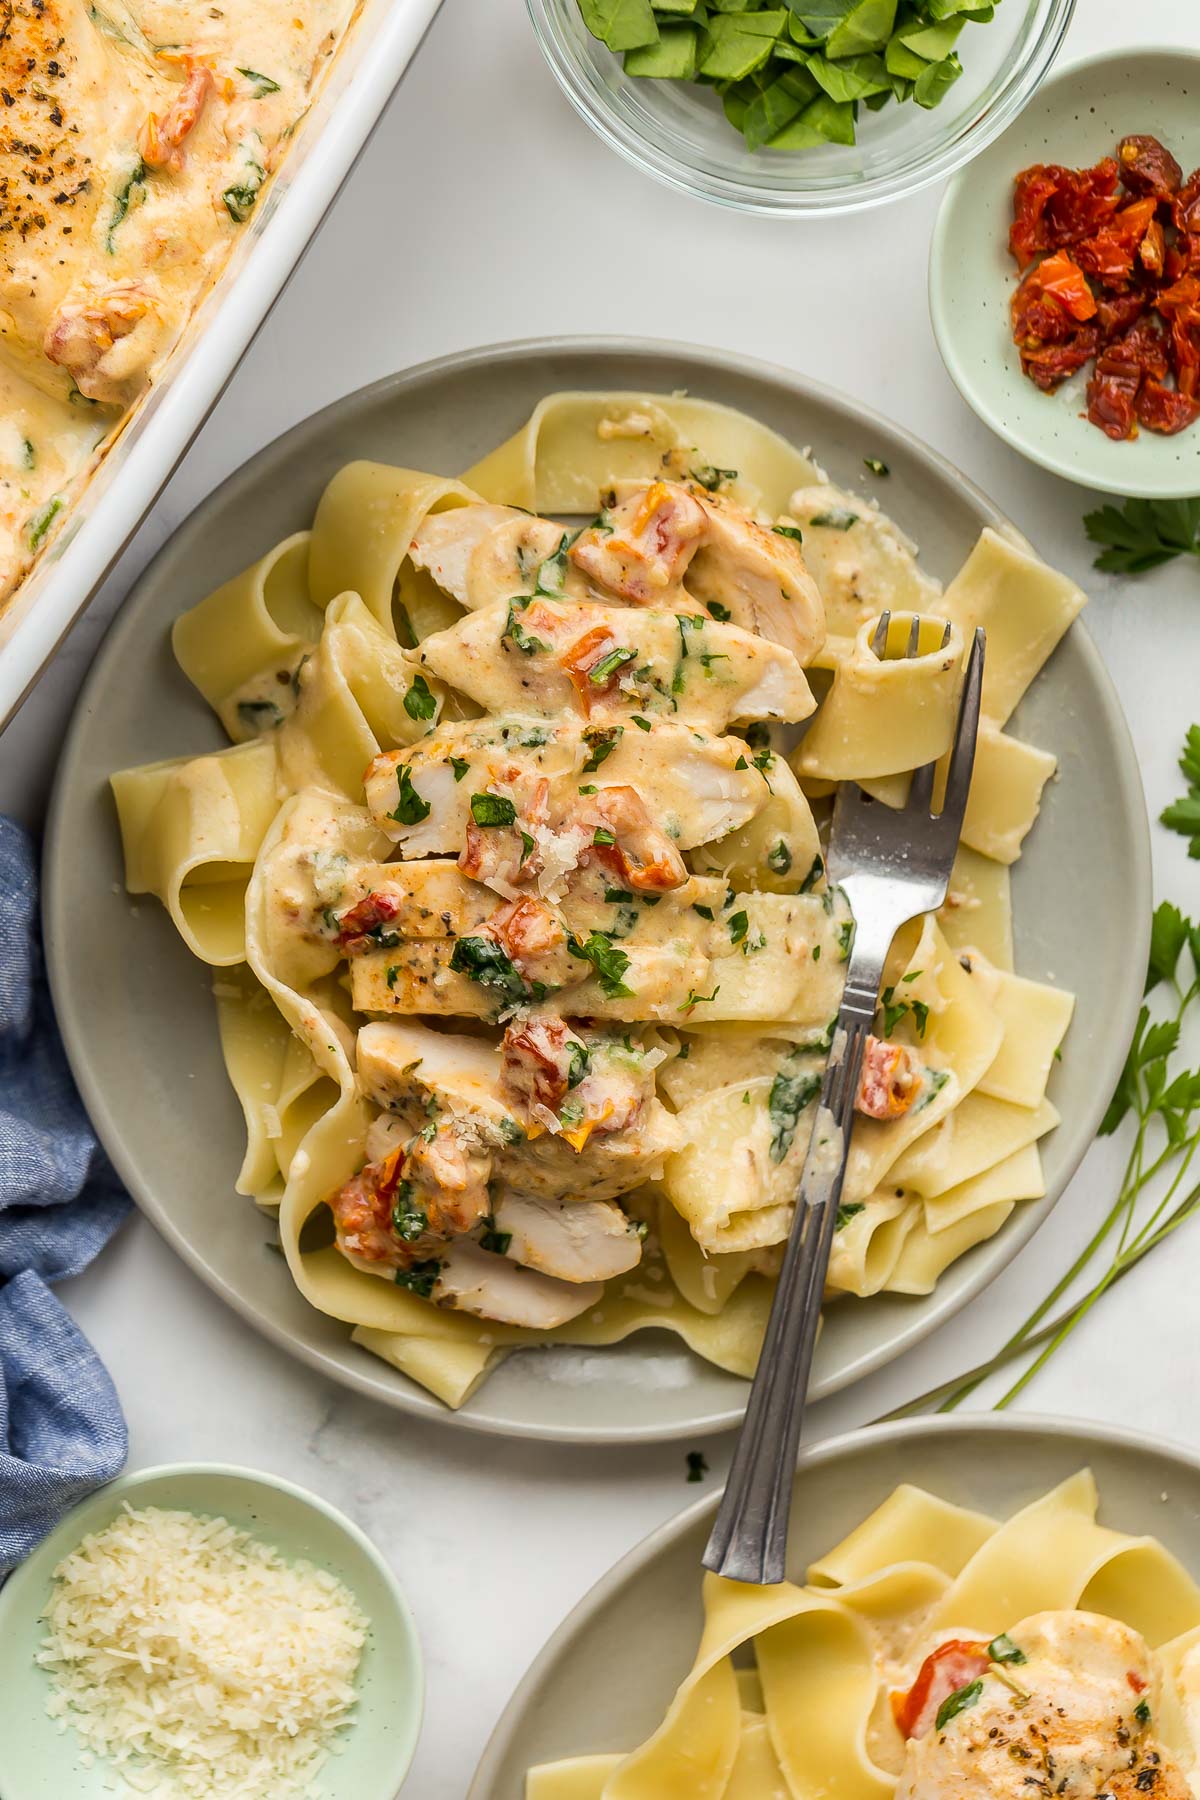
[930,45,1200,497]
[0,1464,423,1800]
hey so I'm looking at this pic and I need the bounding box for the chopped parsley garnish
[880,986,907,1036]
[935,1680,982,1732]
[864,457,890,476]
[686,1450,709,1482]
[728,910,749,945]
[683,986,721,1013]
[772,524,804,542]
[394,1258,442,1298]
[1134,1698,1151,1725]
[605,887,633,904]
[767,840,792,875]
[811,509,860,530]
[835,1202,864,1231]
[535,534,570,595]
[693,903,715,920]
[223,159,265,223]
[238,66,281,94]
[450,756,470,782]
[26,496,64,550]
[582,724,623,772]
[593,827,616,846]
[519,831,535,865]
[236,698,283,732]
[987,1634,1026,1666]
[690,463,737,491]
[470,792,517,827]
[631,715,653,731]
[566,1040,590,1088]
[450,936,542,1002]
[404,673,437,721]
[503,596,549,655]
[837,919,854,961]
[589,645,638,685]
[479,1215,513,1256]
[706,600,732,620]
[385,965,401,989]
[391,1182,428,1243]
[1161,726,1200,856]
[568,932,634,999]
[768,1056,820,1163]
[800,854,824,894]
[21,439,35,471]
[390,766,430,825]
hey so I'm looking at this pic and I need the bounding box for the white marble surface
[4,0,1200,1792]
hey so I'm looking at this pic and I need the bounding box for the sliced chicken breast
[492,1192,644,1283]
[409,504,569,611]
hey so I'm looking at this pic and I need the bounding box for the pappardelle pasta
[111,392,1083,1409]
[525,1471,1200,1799]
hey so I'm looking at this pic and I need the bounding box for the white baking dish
[0,0,444,729]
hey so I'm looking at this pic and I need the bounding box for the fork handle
[702,926,890,1586]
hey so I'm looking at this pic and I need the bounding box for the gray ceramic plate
[44,338,1150,1444]
[469,1415,1200,1795]
[930,47,1200,497]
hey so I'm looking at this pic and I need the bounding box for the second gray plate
[44,337,1149,1443]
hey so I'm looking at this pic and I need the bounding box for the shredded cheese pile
[37,1504,369,1799]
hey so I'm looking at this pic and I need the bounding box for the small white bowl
[0,1463,423,1800]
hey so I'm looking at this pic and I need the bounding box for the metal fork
[703,617,986,1587]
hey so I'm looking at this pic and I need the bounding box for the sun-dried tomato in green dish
[576,0,1001,150]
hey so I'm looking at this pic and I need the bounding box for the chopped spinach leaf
[390,767,431,826]
[394,1258,442,1297]
[404,673,437,721]
[471,792,517,828]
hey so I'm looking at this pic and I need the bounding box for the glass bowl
[526,0,1077,216]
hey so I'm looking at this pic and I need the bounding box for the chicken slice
[492,1192,644,1283]
[431,1239,603,1328]
[416,596,815,729]
[356,1020,519,1144]
[894,1611,1187,1800]
[363,717,770,864]
[408,504,568,611]
[570,480,826,666]
[325,1125,492,1270]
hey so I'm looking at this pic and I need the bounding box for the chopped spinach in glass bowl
[527,0,1077,214]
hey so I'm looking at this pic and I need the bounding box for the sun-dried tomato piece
[1096,290,1147,336]
[1021,328,1101,393]
[1139,218,1167,279]
[1075,199,1157,287]
[1119,316,1171,382]
[1118,134,1183,200]
[1157,275,1200,393]
[1174,168,1200,235]
[1034,248,1097,318]
[1009,158,1120,268]
[1087,342,1143,439]
[1137,380,1200,434]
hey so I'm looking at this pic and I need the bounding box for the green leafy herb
[394,1258,442,1297]
[582,724,623,772]
[26,496,64,550]
[391,1182,427,1243]
[390,767,431,825]
[21,439,35,471]
[579,0,659,50]
[728,910,749,945]
[1083,496,1200,575]
[1161,728,1200,857]
[864,457,890,476]
[686,1450,709,1482]
[811,508,859,530]
[470,792,517,828]
[632,715,654,731]
[690,462,739,491]
[569,931,635,999]
[594,827,616,846]
[987,1633,1026,1666]
[767,840,792,875]
[800,854,824,893]
[1135,1699,1151,1725]
[223,160,265,223]
[682,986,721,1012]
[385,965,401,990]
[706,600,733,620]
[504,596,550,655]
[589,645,638,685]
[236,698,283,733]
[566,1041,591,1088]
[836,1201,865,1230]
[450,935,542,1002]
[837,919,855,961]
[450,756,470,782]
[772,524,804,542]
[238,66,281,94]
[404,673,437,721]
[886,756,1200,1419]
[606,887,633,904]
[107,158,147,251]
[535,534,571,595]
[519,831,535,866]
[479,1215,513,1256]
[768,1056,821,1162]
[935,1680,982,1731]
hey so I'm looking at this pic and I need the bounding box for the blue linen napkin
[0,816,131,1571]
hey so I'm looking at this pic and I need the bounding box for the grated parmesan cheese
[37,1504,369,1800]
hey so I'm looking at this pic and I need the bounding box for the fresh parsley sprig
[1083,496,1200,575]
[887,729,1200,1416]
[1161,727,1200,858]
